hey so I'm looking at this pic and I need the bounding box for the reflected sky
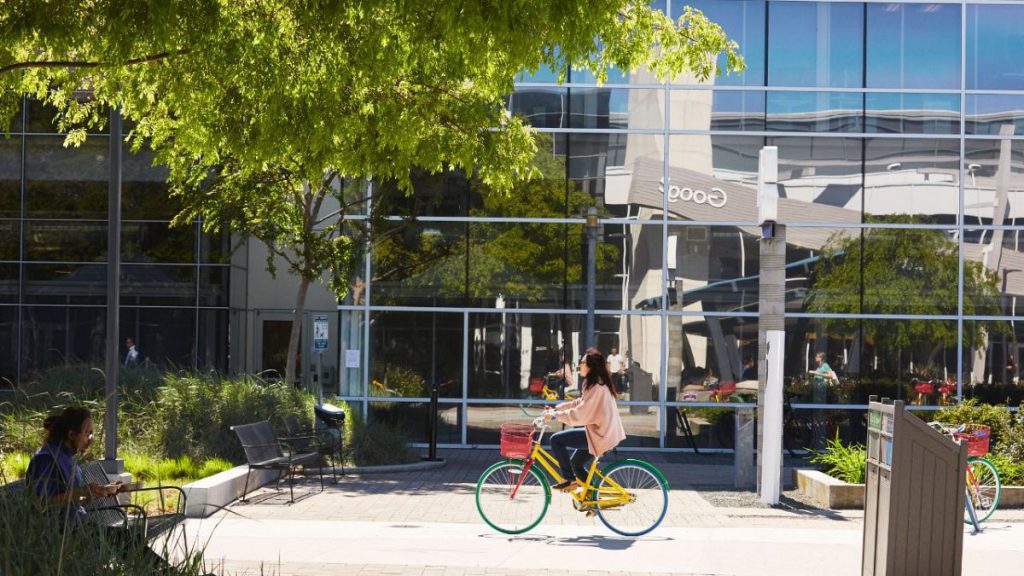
[768,1,862,88]
[968,4,1024,90]
[867,3,960,89]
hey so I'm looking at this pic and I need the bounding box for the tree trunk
[285,277,311,387]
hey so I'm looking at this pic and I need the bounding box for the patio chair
[80,462,188,550]
[230,421,324,503]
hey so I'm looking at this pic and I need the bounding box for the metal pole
[103,108,123,473]
[585,207,599,349]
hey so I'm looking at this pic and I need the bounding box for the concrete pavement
[182,449,1024,575]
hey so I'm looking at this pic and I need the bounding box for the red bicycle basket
[499,423,535,459]
[953,424,991,457]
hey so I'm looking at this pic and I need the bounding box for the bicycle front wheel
[965,456,1001,524]
[475,460,550,534]
[595,459,669,536]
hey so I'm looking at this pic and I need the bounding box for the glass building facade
[0,99,235,385]
[338,0,1024,450]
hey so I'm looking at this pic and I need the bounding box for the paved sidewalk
[183,449,1024,575]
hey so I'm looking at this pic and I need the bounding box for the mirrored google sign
[658,179,727,208]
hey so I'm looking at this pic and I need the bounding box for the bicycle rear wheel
[965,456,1001,524]
[475,460,550,534]
[595,459,669,536]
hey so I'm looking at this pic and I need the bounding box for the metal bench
[80,462,187,550]
[231,420,325,503]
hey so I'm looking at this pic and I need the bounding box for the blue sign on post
[313,315,329,351]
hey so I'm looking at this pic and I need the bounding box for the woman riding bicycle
[544,347,625,491]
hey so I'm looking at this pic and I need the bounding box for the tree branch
[0,49,190,76]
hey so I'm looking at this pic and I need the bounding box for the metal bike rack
[862,397,967,576]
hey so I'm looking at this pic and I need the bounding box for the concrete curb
[309,458,447,475]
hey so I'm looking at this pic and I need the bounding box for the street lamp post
[585,207,600,349]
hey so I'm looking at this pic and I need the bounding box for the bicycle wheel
[595,459,669,536]
[475,460,550,534]
[965,456,1001,524]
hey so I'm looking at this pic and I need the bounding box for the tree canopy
[0,0,743,384]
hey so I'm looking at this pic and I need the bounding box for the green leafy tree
[805,222,1004,371]
[0,1,743,385]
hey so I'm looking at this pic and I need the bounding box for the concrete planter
[794,469,864,509]
[795,468,1024,510]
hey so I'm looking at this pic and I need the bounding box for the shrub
[196,458,233,479]
[370,363,426,398]
[985,453,1024,486]
[998,404,1024,462]
[809,430,867,484]
[0,451,30,482]
[931,399,1014,451]
[153,372,313,463]
[349,421,419,466]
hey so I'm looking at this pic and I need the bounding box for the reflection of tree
[806,219,1005,369]
[372,134,619,304]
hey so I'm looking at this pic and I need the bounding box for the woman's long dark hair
[43,406,91,447]
[581,347,617,396]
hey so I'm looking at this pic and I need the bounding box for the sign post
[313,315,329,403]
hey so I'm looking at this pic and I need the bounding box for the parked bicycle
[928,422,1001,523]
[475,418,669,536]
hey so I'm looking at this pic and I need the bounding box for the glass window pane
[0,138,20,218]
[569,88,663,130]
[963,321,1022,393]
[863,138,959,223]
[964,139,1024,227]
[0,220,18,261]
[120,307,196,368]
[865,93,960,135]
[670,90,766,132]
[664,135,759,224]
[199,229,229,264]
[122,221,195,264]
[768,136,863,223]
[666,225,760,313]
[966,95,1024,137]
[0,265,17,304]
[469,133,568,218]
[369,311,463,399]
[967,4,1024,90]
[468,221,566,308]
[766,92,863,133]
[370,220,465,307]
[369,401,460,444]
[856,318,960,397]
[120,265,196,307]
[24,136,109,219]
[24,220,107,262]
[339,309,366,397]
[509,87,565,129]
[569,134,664,217]
[866,3,960,89]
[197,309,229,372]
[963,227,1024,319]
[0,306,14,385]
[679,0,766,86]
[19,307,106,375]
[198,266,228,307]
[372,169,469,217]
[23,263,105,304]
[668,406,742,449]
[122,147,178,220]
[667,313,757,402]
[768,1,863,88]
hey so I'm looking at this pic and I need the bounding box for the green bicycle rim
[965,456,1001,524]
[475,459,551,534]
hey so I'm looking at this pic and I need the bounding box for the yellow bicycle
[475,418,669,536]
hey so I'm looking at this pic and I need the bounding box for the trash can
[862,397,966,576]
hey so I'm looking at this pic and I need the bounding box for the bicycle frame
[509,424,632,510]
